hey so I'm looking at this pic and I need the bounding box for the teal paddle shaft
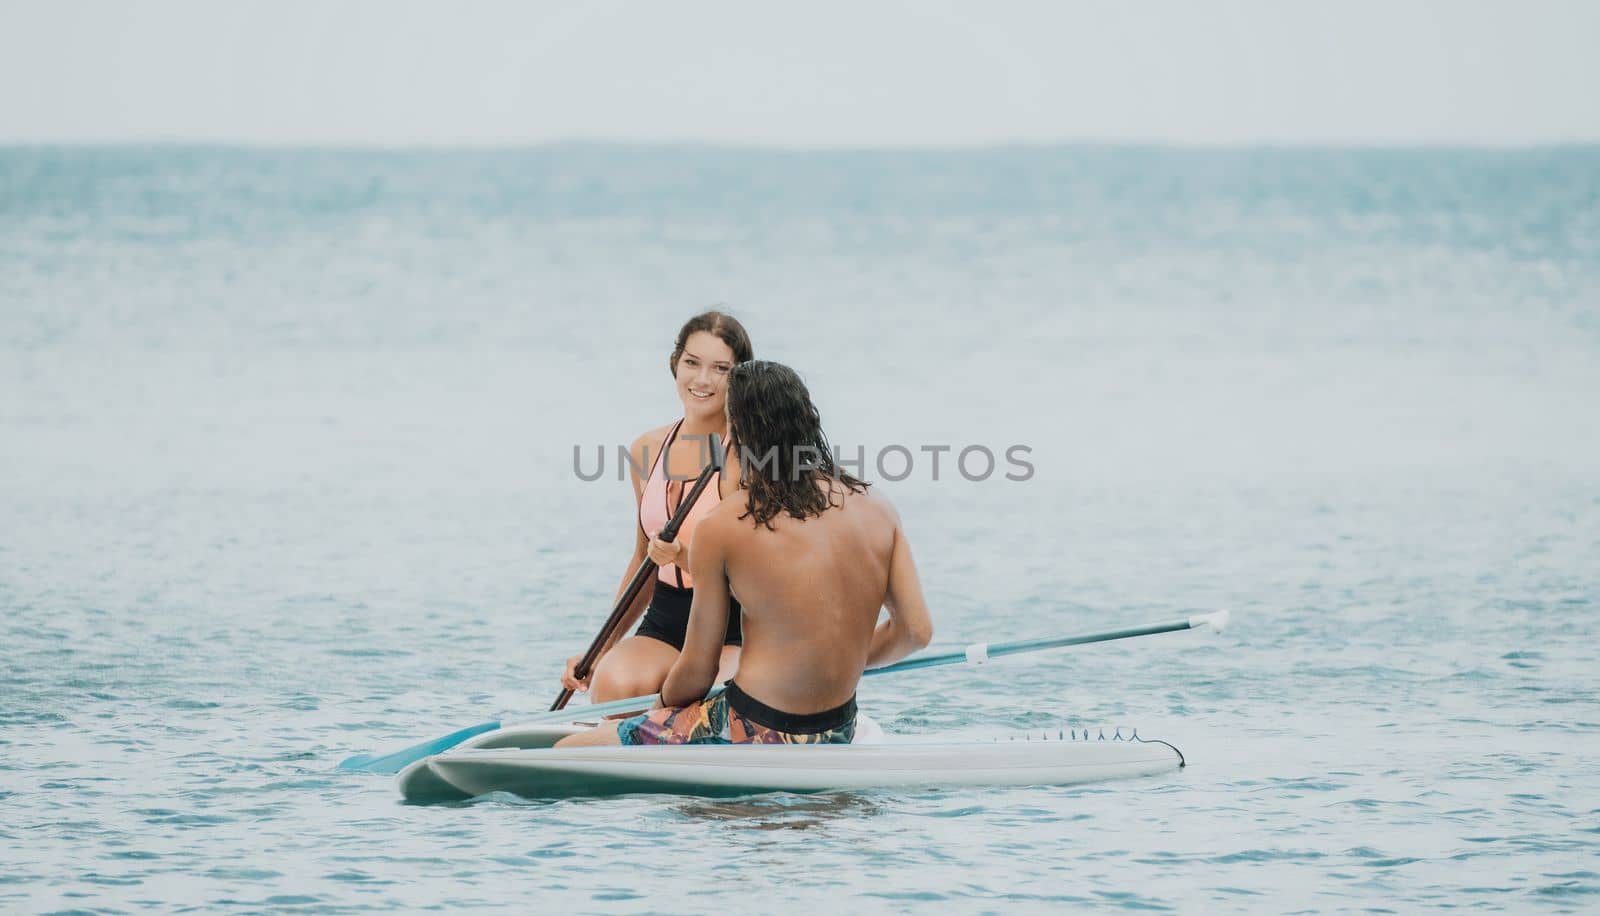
[337,610,1228,773]
[869,613,1227,675]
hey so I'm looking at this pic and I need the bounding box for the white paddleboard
[397,718,1182,802]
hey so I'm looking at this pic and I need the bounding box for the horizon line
[4,137,1599,154]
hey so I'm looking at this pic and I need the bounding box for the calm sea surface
[2,146,1598,912]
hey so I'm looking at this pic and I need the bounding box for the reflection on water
[674,792,884,829]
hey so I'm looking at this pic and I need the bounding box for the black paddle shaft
[550,433,724,711]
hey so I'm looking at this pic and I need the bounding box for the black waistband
[724,680,856,734]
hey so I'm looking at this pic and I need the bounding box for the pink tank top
[638,419,730,589]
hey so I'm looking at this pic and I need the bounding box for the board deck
[397,719,1181,802]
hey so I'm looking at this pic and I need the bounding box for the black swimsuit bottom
[635,581,742,650]
[724,680,858,734]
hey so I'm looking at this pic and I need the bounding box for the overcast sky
[3,0,1596,147]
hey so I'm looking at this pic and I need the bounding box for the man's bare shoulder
[843,482,900,527]
[699,489,750,537]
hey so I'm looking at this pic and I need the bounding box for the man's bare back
[664,476,932,716]
[556,360,933,748]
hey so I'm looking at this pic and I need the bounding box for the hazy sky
[3,0,1597,146]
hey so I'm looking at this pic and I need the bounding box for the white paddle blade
[1187,609,1230,633]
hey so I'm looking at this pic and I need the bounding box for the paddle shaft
[549,433,724,712]
[342,612,1221,772]
[554,615,1214,723]
[868,617,1198,675]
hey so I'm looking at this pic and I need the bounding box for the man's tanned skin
[557,362,934,748]
[660,475,933,714]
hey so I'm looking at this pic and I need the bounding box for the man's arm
[866,518,935,669]
[659,511,732,707]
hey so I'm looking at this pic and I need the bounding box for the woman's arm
[608,430,664,633]
[603,524,654,649]
[560,427,666,692]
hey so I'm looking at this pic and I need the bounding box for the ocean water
[2,145,1598,913]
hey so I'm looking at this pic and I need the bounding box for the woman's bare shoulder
[630,423,674,453]
[624,423,675,482]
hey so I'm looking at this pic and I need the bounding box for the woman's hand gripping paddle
[549,433,725,712]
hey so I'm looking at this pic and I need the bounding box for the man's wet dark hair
[727,360,869,529]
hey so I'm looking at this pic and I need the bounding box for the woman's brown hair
[669,310,754,376]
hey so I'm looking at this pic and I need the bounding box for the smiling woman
[559,311,754,703]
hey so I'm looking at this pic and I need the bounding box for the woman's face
[674,331,737,420]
